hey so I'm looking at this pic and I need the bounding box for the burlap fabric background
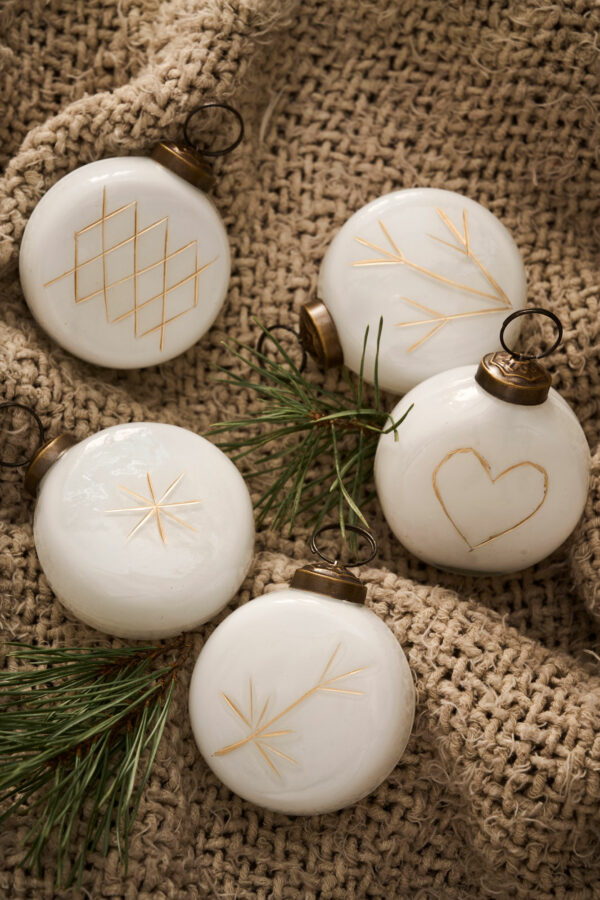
[1,1,600,897]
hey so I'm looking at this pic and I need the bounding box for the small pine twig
[209,318,412,535]
[0,636,189,888]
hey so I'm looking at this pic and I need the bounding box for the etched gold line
[353,237,502,302]
[463,209,471,256]
[319,687,365,695]
[395,306,509,329]
[354,235,401,262]
[74,228,79,302]
[256,698,269,729]
[397,295,443,318]
[378,219,404,258]
[407,320,447,353]
[216,652,368,757]
[318,643,340,682]
[260,743,298,765]
[159,224,169,351]
[158,499,203,508]
[432,448,549,551]
[111,260,215,325]
[118,486,154,504]
[435,207,464,246]
[156,471,186,504]
[106,505,156,513]
[193,242,199,309]
[99,240,197,295]
[133,203,139,335]
[255,741,279,776]
[146,473,166,543]
[427,234,468,255]
[44,216,169,289]
[101,188,109,322]
[222,693,252,728]
[160,510,198,532]
[126,509,155,541]
[75,200,136,235]
[436,207,510,306]
[249,679,253,724]
[259,730,294,738]
[321,666,368,685]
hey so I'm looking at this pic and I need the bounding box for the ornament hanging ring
[310,524,378,567]
[183,103,244,158]
[0,402,45,468]
[500,307,563,361]
[256,325,308,373]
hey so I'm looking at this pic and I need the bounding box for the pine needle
[209,318,412,534]
[0,637,188,888]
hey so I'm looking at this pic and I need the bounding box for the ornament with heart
[300,188,527,395]
[374,308,591,575]
[189,523,415,815]
[19,103,243,368]
[0,404,254,637]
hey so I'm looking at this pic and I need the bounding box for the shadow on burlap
[1,1,600,897]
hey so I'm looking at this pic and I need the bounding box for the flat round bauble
[33,422,254,638]
[19,157,230,368]
[318,188,527,394]
[189,588,415,815]
[374,366,590,574]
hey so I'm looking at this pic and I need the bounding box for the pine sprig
[209,319,412,534]
[0,637,188,887]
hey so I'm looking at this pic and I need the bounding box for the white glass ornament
[19,105,243,369]
[189,527,415,815]
[301,188,527,394]
[23,420,254,639]
[374,309,590,575]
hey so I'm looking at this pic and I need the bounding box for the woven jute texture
[2,1,600,897]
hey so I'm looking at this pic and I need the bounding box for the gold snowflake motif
[44,187,216,352]
[106,471,202,543]
[353,207,512,352]
[214,643,367,776]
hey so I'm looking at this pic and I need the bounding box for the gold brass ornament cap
[24,433,79,496]
[299,300,344,369]
[291,562,367,605]
[151,141,214,192]
[475,351,551,406]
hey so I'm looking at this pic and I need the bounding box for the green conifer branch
[0,637,188,887]
[209,319,412,535]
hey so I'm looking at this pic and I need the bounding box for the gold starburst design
[106,471,202,544]
[353,207,512,352]
[44,187,216,352]
[214,643,367,776]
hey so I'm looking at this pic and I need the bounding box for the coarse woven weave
[1,0,600,897]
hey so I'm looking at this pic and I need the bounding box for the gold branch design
[214,643,367,776]
[352,207,512,353]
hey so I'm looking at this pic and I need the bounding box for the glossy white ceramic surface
[375,366,590,574]
[189,588,415,815]
[34,422,254,638]
[318,188,527,394]
[20,157,230,368]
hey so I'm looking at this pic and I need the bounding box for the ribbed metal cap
[299,300,344,369]
[291,562,366,604]
[24,434,78,495]
[475,351,551,406]
[151,141,214,192]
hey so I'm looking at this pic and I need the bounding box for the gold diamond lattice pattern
[44,187,216,352]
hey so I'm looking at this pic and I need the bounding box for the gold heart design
[432,448,549,550]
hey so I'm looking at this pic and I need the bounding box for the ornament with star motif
[189,525,415,815]
[19,104,243,369]
[1,409,254,638]
[300,188,527,395]
[374,309,590,575]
